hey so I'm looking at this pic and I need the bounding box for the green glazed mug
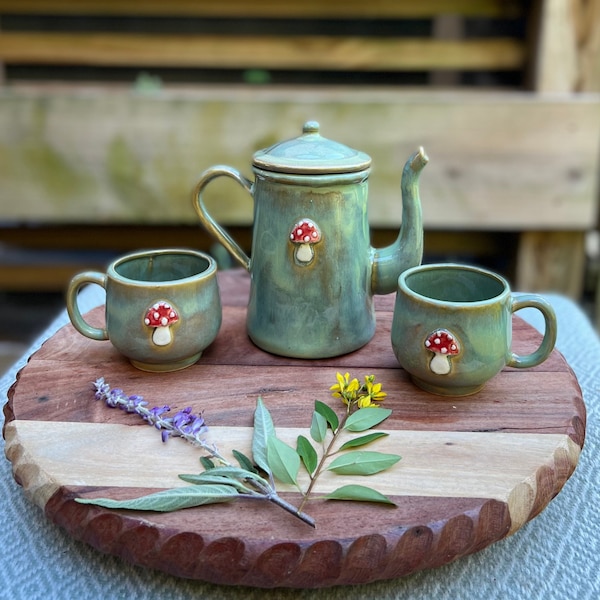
[391,263,557,396]
[66,249,222,372]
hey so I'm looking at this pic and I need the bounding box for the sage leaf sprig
[77,380,315,526]
[75,373,401,528]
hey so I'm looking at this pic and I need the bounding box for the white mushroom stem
[429,353,451,375]
[295,243,314,263]
[152,325,173,346]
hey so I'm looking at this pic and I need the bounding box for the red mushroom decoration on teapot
[425,329,460,375]
[289,219,321,265]
[144,301,179,346]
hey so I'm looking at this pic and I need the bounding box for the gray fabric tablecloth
[1,286,598,600]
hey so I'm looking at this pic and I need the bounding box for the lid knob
[302,121,320,135]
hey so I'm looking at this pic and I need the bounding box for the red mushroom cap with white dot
[425,330,460,355]
[290,220,321,244]
[144,301,179,327]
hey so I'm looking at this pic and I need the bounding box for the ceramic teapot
[192,121,428,358]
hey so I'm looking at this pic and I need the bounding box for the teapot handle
[192,165,253,271]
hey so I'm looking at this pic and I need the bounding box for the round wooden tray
[3,270,586,588]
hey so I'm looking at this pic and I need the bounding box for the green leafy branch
[76,373,401,528]
[293,398,400,514]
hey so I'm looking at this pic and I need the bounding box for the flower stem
[296,411,349,514]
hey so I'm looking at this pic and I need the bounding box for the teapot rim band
[252,166,370,186]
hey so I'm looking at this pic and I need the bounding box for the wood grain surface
[2,269,586,588]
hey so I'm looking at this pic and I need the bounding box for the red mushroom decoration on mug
[144,300,179,346]
[424,329,460,375]
[289,219,321,265]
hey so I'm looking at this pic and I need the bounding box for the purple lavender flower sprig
[83,378,316,526]
[93,377,228,465]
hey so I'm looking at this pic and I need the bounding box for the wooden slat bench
[0,0,598,300]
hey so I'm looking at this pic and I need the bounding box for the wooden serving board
[3,270,586,588]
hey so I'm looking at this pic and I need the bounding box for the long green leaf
[310,410,327,443]
[199,456,215,470]
[344,408,392,432]
[232,449,258,473]
[74,484,239,512]
[314,400,339,432]
[178,473,253,493]
[296,434,318,474]
[267,436,300,486]
[180,466,267,484]
[338,432,389,451]
[326,451,401,475]
[325,484,396,505]
[253,397,275,474]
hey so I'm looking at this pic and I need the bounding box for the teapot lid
[252,121,371,175]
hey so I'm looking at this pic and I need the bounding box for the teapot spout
[371,147,428,295]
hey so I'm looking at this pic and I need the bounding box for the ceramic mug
[391,263,557,396]
[66,249,222,372]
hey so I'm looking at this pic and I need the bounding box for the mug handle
[507,294,557,368]
[192,165,254,271]
[66,272,108,341]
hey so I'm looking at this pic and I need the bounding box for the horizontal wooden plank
[0,88,598,229]
[0,0,525,18]
[0,265,102,292]
[17,303,572,375]
[0,228,511,292]
[0,225,505,254]
[5,419,577,510]
[0,224,240,250]
[0,33,525,71]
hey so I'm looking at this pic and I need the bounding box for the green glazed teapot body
[193,122,427,358]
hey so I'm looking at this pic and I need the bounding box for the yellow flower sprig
[293,371,397,514]
[330,372,387,409]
